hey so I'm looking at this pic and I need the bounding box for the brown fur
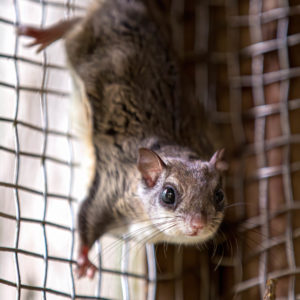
[63,0,226,248]
[16,0,227,280]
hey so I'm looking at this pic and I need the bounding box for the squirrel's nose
[190,213,207,230]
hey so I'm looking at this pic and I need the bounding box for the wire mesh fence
[205,0,300,298]
[0,0,155,299]
[153,0,300,298]
[1,0,300,299]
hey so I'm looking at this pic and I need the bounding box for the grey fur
[63,0,226,248]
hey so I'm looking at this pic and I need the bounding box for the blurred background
[0,0,299,299]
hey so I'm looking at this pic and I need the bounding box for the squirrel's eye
[214,189,225,210]
[161,187,176,205]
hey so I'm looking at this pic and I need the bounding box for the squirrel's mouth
[186,229,201,237]
[185,227,208,237]
[183,222,220,239]
[186,232,198,237]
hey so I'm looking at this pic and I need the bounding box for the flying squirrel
[18,0,228,278]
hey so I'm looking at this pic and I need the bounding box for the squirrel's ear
[137,148,166,187]
[209,149,228,172]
